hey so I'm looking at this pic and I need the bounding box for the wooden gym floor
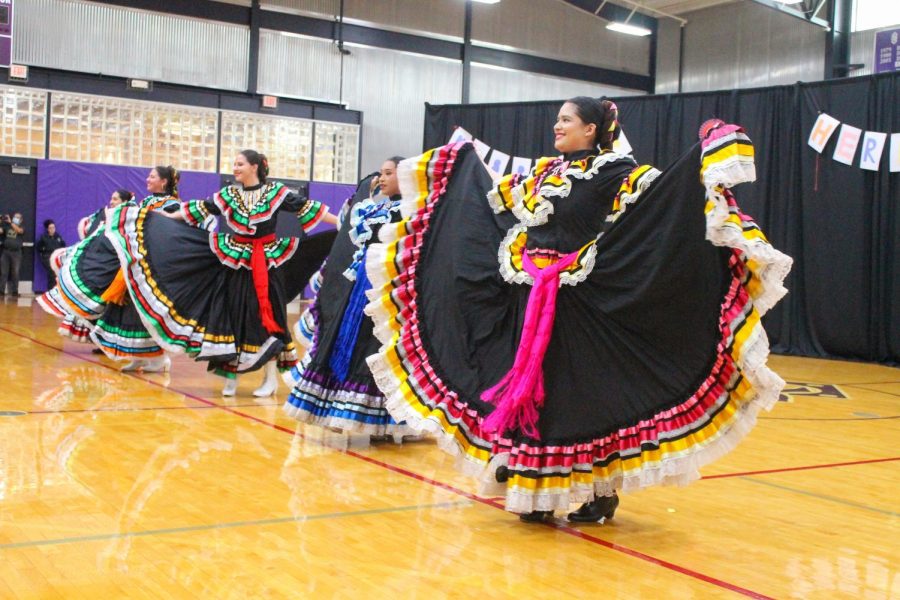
[0,299,897,599]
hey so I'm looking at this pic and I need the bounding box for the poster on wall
[0,0,11,68]
[874,28,900,74]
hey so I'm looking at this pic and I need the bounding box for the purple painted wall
[309,182,356,214]
[33,161,220,292]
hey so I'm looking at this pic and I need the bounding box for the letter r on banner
[832,124,862,165]
[859,131,887,171]
[808,113,840,153]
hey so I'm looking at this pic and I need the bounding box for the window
[0,85,47,159]
[5,86,359,181]
[313,121,359,184]
[853,0,900,32]
[220,111,313,181]
[48,93,218,171]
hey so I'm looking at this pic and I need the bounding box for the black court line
[839,385,900,399]
[0,500,473,550]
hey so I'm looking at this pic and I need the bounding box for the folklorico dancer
[39,168,191,374]
[364,97,793,522]
[50,188,132,345]
[284,157,415,440]
[110,150,337,396]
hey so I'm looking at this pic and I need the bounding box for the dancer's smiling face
[553,102,597,154]
[110,191,124,208]
[379,160,400,197]
[146,169,167,194]
[233,154,259,186]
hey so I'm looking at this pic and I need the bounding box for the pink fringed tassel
[481,250,579,439]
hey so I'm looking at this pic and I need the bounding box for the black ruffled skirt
[365,136,792,513]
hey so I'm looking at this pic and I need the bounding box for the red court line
[703,456,900,480]
[3,324,771,598]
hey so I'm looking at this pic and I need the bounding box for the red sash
[234,234,282,334]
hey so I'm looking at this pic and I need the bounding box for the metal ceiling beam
[825,0,855,78]
[469,45,653,91]
[559,0,659,92]
[749,0,830,28]
[559,0,658,28]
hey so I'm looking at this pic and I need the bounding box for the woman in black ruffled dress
[365,98,792,522]
[283,157,414,439]
[113,150,336,395]
[39,170,185,373]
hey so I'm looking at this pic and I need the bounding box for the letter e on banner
[808,113,840,153]
[890,133,900,173]
[859,131,887,171]
[832,124,862,165]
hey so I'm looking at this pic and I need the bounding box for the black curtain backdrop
[423,73,900,364]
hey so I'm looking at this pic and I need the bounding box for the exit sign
[8,63,27,81]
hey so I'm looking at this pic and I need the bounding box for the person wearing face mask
[282,157,415,441]
[108,150,337,397]
[38,170,186,374]
[0,212,26,297]
[364,98,792,524]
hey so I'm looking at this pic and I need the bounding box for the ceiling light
[777,0,804,4]
[470,0,501,4]
[606,21,652,35]
[605,6,652,37]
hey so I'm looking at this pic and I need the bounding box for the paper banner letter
[890,133,900,173]
[832,124,861,165]
[859,131,887,171]
[808,113,840,153]
[511,157,532,176]
[473,138,490,160]
[448,126,473,144]
[613,130,633,155]
[487,149,511,177]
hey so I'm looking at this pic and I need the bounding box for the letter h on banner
[808,113,840,153]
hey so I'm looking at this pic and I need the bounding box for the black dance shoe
[567,493,619,523]
[518,510,553,523]
[495,465,509,483]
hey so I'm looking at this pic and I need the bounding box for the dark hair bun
[564,96,621,151]
[239,149,269,183]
